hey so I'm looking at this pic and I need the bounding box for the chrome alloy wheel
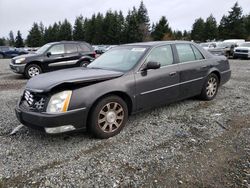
[28,67,40,77]
[206,77,217,97]
[98,102,124,133]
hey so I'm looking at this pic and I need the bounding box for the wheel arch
[25,61,43,71]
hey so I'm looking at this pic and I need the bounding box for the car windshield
[88,46,148,72]
[217,42,232,48]
[36,44,51,54]
[240,43,250,47]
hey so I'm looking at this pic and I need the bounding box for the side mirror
[143,61,161,71]
[46,52,51,57]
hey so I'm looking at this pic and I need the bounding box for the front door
[135,45,180,111]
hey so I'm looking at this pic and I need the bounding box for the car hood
[12,53,39,60]
[25,68,124,92]
[235,47,250,50]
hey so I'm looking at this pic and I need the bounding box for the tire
[24,64,42,79]
[79,60,90,67]
[0,54,4,59]
[199,73,219,101]
[89,95,128,139]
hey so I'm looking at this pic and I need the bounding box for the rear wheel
[199,73,219,100]
[89,95,128,139]
[24,64,42,79]
[80,61,90,67]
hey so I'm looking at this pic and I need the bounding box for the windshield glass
[36,44,51,54]
[217,42,232,48]
[88,46,147,72]
[240,43,250,47]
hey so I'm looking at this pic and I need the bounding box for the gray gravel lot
[0,59,250,187]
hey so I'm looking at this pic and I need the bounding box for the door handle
[169,72,177,76]
[201,65,209,69]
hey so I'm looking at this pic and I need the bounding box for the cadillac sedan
[15,41,231,138]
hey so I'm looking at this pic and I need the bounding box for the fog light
[45,125,76,134]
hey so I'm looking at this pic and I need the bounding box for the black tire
[79,60,90,67]
[89,95,128,139]
[199,73,219,101]
[24,64,42,79]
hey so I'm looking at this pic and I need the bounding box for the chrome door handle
[169,72,177,76]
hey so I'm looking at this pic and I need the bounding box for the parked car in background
[199,42,216,50]
[223,39,245,46]
[208,42,237,57]
[0,46,28,58]
[10,41,96,78]
[15,41,231,138]
[233,42,250,59]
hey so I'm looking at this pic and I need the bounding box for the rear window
[176,44,196,63]
[65,43,78,53]
[79,43,92,52]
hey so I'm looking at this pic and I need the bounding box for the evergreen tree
[137,1,150,41]
[93,13,104,44]
[124,7,141,43]
[58,19,72,41]
[73,15,85,41]
[15,30,24,47]
[191,18,205,42]
[0,38,6,46]
[173,30,183,40]
[26,23,43,47]
[39,22,45,45]
[218,2,245,39]
[243,14,250,40]
[9,31,15,46]
[151,16,172,41]
[84,16,96,43]
[204,14,218,40]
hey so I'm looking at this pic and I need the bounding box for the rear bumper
[9,62,26,74]
[15,106,88,133]
[220,69,231,85]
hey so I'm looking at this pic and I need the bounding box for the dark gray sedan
[15,41,231,138]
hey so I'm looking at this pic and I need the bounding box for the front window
[88,46,148,72]
[48,44,64,55]
[36,44,51,54]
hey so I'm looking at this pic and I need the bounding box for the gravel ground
[0,59,249,188]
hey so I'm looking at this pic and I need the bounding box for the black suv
[10,41,96,78]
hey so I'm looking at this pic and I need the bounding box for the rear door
[135,45,180,111]
[63,43,81,68]
[175,43,206,99]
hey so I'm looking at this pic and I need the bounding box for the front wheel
[199,73,219,100]
[89,95,128,139]
[24,64,42,79]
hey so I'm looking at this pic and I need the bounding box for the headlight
[15,58,26,64]
[46,91,72,113]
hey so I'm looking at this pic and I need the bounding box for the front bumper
[234,52,250,59]
[9,62,26,74]
[15,106,88,133]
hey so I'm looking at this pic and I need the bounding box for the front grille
[21,90,47,112]
[235,49,248,53]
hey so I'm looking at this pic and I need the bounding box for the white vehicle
[223,39,245,46]
[199,42,216,50]
[233,42,250,59]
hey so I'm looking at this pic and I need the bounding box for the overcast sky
[0,0,249,38]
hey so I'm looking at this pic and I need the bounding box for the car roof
[46,41,88,45]
[124,41,193,47]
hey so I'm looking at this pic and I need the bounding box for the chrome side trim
[42,107,87,115]
[49,60,77,67]
[140,77,204,95]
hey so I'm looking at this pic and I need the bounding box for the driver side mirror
[142,61,161,71]
[46,52,51,57]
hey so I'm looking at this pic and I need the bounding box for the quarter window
[65,44,78,53]
[176,44,196,63]
[145,45,173,67]
[79,44,91,51]
[48,44,64,55]
[191,45,204,60]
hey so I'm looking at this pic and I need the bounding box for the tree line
[0,1,249,47]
